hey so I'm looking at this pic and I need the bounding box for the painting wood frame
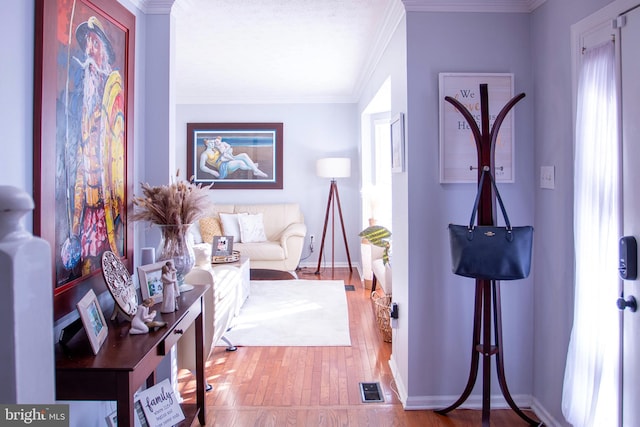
[138,260,169,305]
[390,113,405,173]
[77,289,108,355]
[187,122,283,189]
[439,73,515,183]
[34,0,135,320]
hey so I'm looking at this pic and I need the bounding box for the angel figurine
[160,261,180,313]
[130,299,157,334]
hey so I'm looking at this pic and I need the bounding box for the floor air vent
[359,382,384,403]
[345,285,356,291]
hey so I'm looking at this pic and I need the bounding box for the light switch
[540,166,555,189]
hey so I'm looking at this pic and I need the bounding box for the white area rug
[219,279,351,347]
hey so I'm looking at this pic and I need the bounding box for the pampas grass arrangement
[130,170,212,226]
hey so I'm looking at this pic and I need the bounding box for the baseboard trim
[388,354,408,405]
[403,393,533,410]
[531,396,562,426]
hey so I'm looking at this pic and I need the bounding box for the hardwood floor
[177,267,538,426]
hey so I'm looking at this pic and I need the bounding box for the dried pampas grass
[131,171,212,226]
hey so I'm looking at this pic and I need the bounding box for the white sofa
[190,203,307,272]
[177,259,249,377]
[370,245,392,296]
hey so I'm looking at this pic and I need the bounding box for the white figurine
[129,299,157,335]
[160,261,180,313]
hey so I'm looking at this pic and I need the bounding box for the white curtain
[562,41,620,426]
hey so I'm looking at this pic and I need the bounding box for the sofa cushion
[237,241,285,261]
[199,216,223,244]
[219,212,247,241]
[233,204,303,241]
[190,221,204,244]
[238,213,267,243]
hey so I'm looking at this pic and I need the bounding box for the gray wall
[400,10,535,405]
[1,0,629,425]
[358,10,410,395]
[175,103,361,269]
[1,0,35,213]
[531,0,615,424]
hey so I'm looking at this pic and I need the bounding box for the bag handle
[468,167,512,231]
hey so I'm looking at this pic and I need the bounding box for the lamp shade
[316,157,351,179]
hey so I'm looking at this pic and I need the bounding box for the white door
[620,5,640,426]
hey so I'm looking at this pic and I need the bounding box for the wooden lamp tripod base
[315,179,353,274]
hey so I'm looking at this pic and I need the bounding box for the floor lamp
[315,157,353,274]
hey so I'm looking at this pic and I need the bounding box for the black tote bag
[448,169,533,281]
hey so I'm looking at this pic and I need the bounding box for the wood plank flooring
[177,267,538,426]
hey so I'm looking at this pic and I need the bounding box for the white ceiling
[137,0,545,104]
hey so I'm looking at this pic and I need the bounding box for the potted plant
[358,225,391,265]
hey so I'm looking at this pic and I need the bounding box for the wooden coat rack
[435,84,542,426]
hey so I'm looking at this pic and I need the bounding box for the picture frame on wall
[439,73,515,183]
[77,289,108,355]
[187,122,283,189]
[34,0,136,320]
[390,113,405,173]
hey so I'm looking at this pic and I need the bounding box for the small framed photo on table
[138,260,173,304]
[77,289,108,355]
[212,236,234,257]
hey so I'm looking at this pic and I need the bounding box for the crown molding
[176,94,356,105]
[352,0,406,102]
[402,0,547,13]
[128,0,176,14]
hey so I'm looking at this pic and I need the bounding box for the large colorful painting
[34,0,135,318]
[187,123,284,189]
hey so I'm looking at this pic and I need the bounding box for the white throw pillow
[219,212,247,241]
[238,213,267,243]
[189,221,203,244]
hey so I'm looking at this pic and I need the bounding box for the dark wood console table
[55,285,209,427]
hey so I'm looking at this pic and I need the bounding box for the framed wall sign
[439,73,515,183]
[187,122,283,189]
[34,0,136,320]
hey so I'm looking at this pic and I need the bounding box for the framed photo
[391,113,405,173]
[105,411,118,427]
[136,379,184,427]
[439,73,515,183]
[137,260,171,304]
[212,236,234,257]
[187,122,283,189]
[34,0,136,320]
[77,289,108,355]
